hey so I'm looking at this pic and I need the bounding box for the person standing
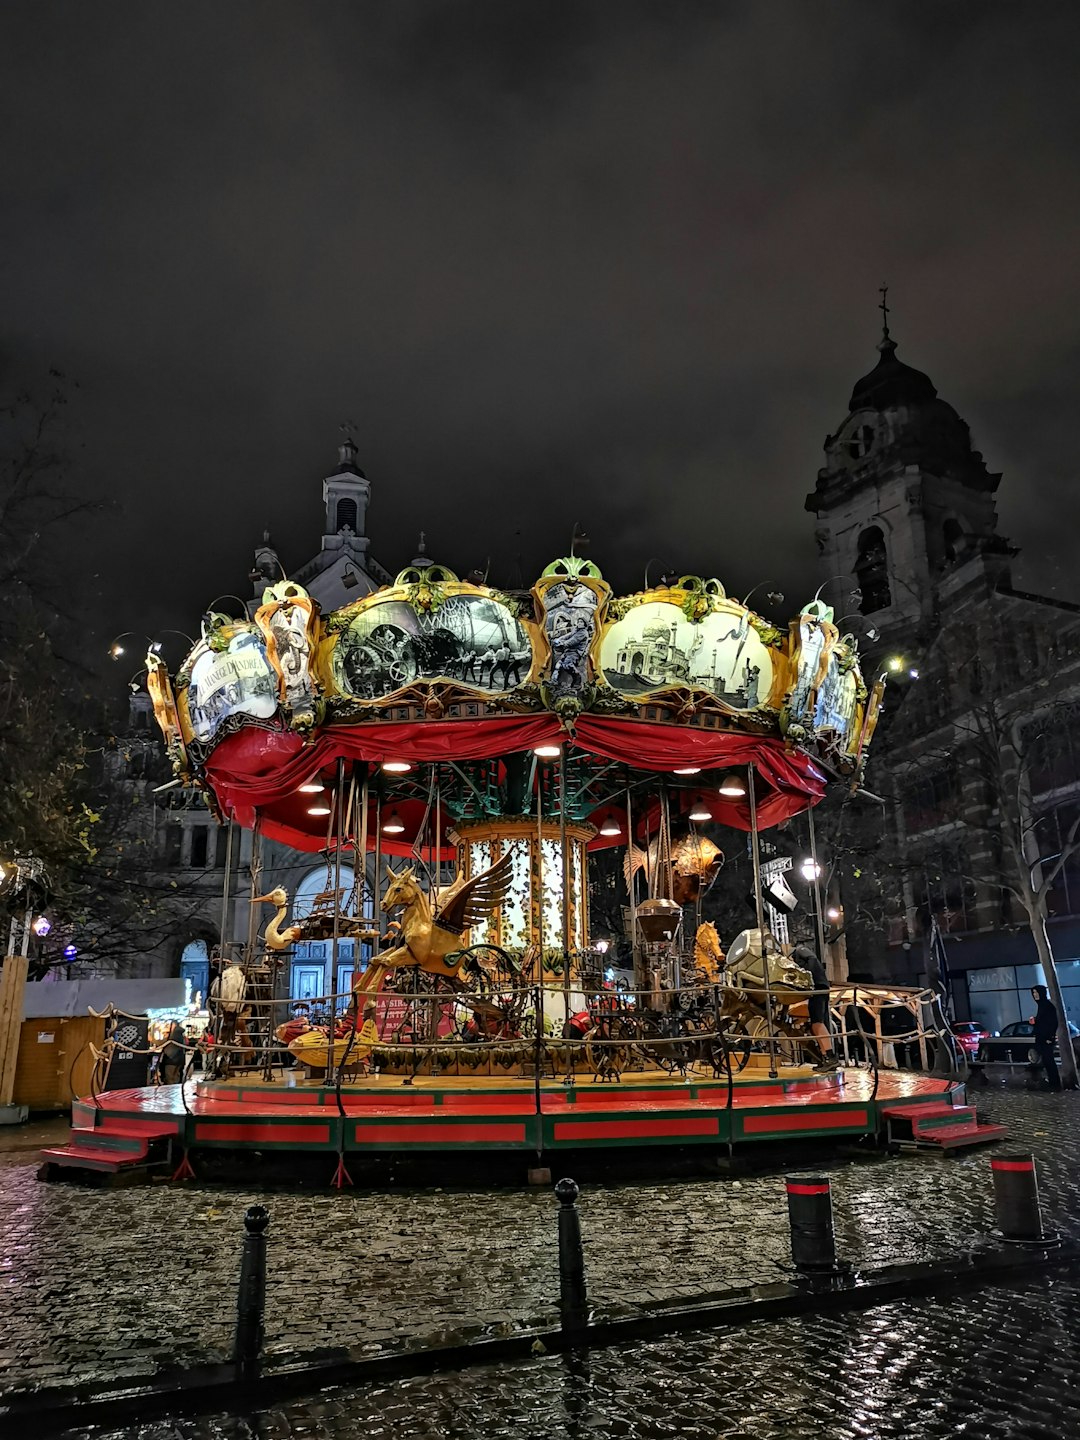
[792,942,838,1074]
[1031,985,1062,1091]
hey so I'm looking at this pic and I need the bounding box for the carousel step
[40,1120,176,1178]
[918,1121,1008,1150]
[39,1145,129,1173]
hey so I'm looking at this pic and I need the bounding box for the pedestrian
[792,942,838,1074]
[1030,985,1062,1091]
[159,1020,186,1085]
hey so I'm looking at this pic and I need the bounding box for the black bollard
[785,1175,838,1272]
[991,1153,1056,1245]
[555,1177,588,1334]
[234,1204,270,1377]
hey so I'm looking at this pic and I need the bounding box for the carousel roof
[144,556,882,851]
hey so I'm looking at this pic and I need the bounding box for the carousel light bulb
[381,760,412,774]
[383,810,405,834]
[688,798,711,822]
[110,644,124,659]
[718,773,747,797]
[599,813,621,836]
[887,656,905,672]
[534,744,561,758]
[298,782,324,794]
[307,803,332,816]
[32,916,51,938]
[673,766,700,775]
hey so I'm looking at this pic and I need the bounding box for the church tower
[805,293,1013,646]
[322,431,372,559]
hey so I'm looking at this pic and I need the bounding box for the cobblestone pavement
[87,1275,1080,1440]
[1,1089,1078,1410]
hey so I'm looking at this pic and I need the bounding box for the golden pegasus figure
[356,850,514,996]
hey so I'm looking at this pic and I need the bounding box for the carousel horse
[624,831,724,906]
[353,850,514,997]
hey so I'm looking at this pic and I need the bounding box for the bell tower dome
[805,291,1011,643]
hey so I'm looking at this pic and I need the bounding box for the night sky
[4,2,1080,670]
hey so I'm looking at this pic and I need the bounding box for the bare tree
[888,609,1080,1087]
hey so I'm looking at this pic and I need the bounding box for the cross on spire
[878,283,891,342]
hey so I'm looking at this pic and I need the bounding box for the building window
[1024,703,1080,798]
[336,497,358,532]
[1041,802,1080,919]
[914,847,977,934]
[901,767,960,835]
[190,827,209,869]
[942,517,966,565]
[847,423,875,460]
[855,527,891,613]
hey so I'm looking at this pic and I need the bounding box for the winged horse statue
[354,850,514,996]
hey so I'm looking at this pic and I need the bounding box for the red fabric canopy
[205,714,825,852]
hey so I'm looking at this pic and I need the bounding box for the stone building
[112,437,399,1002]
[806,317,1080,1032]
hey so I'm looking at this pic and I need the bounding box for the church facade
[806,317,1080,1034]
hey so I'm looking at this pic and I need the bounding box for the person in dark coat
[792,942,837,1074]
[159,1021,186,1085]
[1030,985,1062,1091]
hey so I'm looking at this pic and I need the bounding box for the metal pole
[373,791,383,948]
[554,1178,588,1334]
[329,758,345,1082]
[746,765,778,1078]
[218,820,235,966]
[234,1204,269,1378]
[807,807,829,976]
[536,765,545,1029]
[626,786,641,992]
[559,749,572,1068]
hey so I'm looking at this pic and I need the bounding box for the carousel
[43,554,992,1186]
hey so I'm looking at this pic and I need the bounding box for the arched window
[336,497,358,532]
[943,517,966,565]
[855,526,891,613]
[846,423,875,460]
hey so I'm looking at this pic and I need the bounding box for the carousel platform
[39,1066,1004,1180]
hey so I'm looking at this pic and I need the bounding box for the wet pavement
[2,1089,1080,1436]
[84,1276,1080,1439]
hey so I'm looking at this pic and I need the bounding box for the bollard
[785,1174,839,1272]
[991,1153,1057,1246]
[234,1204,270,1377]
[555,1177,588,1334]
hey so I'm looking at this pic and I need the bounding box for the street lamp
[799,858,822,882]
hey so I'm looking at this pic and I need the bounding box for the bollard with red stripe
[991,1153,1056,1246]
[785,1174,838,1271]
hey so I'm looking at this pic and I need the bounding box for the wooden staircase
[39,1116,178,1182]
[882,1100,1006,1153]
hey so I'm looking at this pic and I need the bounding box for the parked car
[950,1021,987,1058]
[976,1019,1080,1065]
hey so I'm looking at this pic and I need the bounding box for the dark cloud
[3,1,1080,665]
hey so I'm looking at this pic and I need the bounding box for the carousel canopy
[145,557,881,851]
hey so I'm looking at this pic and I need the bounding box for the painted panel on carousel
[599,583,773,709]
[781,599,837,739]
[254,581,318,729]
[813,640,861,750]
[533,557,610,710]
[329,569,535,702]
[179,624,279,745]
